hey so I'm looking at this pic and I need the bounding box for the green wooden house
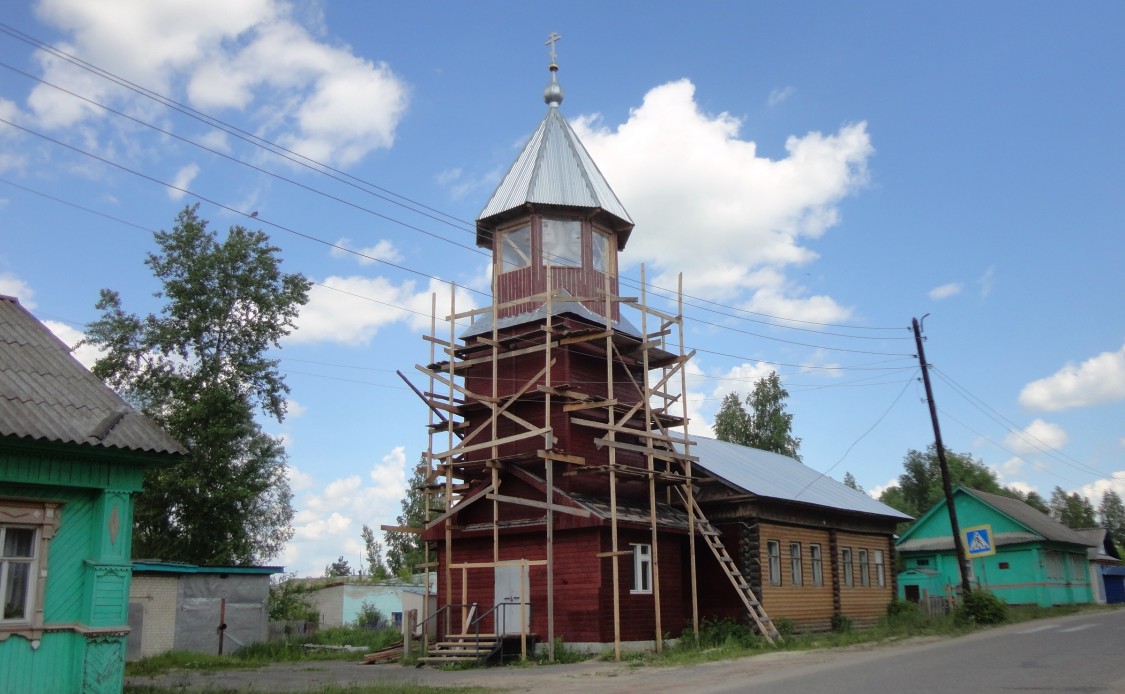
[0,295,185,693]
[897,486,1096,607]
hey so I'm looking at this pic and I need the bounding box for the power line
[0,23,912,337]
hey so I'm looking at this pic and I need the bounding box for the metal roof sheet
[459,289,642,340]
[687,436,912,521]
[477,107,632,230]
[0,294,186,457]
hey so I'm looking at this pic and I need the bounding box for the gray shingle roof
[0,295,185,457]
[477,106,633,239]
[687,436,912,521]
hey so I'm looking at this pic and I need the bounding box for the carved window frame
[0,499,61,645]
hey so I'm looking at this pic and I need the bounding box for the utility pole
[912,316,972,596]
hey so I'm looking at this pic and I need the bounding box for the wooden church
[408,43,909,662]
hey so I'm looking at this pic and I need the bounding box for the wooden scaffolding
[406,267,777,662]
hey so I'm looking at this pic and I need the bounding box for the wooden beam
[564,399,618,412]
[596,550,634,558]
[537,450,586,465]
[434,426,551,459]
[380,525,422,534]
[424,484,495,530]
[449,559,548,570]
[486,493,592,518]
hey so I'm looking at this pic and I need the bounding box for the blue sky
[1,1,1122,576]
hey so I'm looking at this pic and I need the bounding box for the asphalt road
[126,609,1125,693]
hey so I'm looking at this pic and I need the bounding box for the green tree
[746,372,801,460]
[878,444,1005,521]
[1049,487,1097,528]
[843,472,864,492]
[86,204,310,564]
[1020,490,1051,514]
[385,455,442,577]
[1098,490,1125,540]
[361,524,388,580]
[325,555,352,578]
[713,372,801,461]
[713,392,751,445]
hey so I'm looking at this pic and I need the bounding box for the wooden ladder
[679,490,779,644]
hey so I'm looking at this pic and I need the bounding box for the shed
[0,294,184,693]
[1072,528,1123,605]
[897,486,1097,607]
[305,575,436,632]
[126,561,282,660]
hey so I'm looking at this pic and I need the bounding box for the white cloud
[1076,473,1125,507]
[0,273,36,307]
[168,163,199,199]
[868,478,898,499]
[42,320,105,370]
[330,238,402,265]
[928,282,962,300]
[767,86,796,107]
[28,0,408,167]
[283,446,410,576]
[1003,419,1068,457]
[1019,342,1125,411]
[291,274,479,347]
[285,399,307,418]
[573,79,872,317]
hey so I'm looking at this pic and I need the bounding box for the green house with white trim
[896,486,1096,607]
[0,295,185,693]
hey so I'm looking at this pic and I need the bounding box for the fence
[267,620,318,641]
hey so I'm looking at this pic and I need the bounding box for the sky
[1,1,1123,577]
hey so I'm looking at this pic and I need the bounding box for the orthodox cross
[545,32,561,65]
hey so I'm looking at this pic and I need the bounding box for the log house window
[767,540,781,586]
[789,542,803,586]
[858,549,870,587]
[874,550,886,588]
[0,499,59,639]
[631,543,652,594]
[498,225,531,273]
[810,544,824,587]
[541,218,582,267]
[1,526,35,621]
[841,547,854,587]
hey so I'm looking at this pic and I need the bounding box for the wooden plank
[424,484,495,530]
[564,399,618,412]
[433,427,551,459]
[448,559,548,570]
[485,493,592,518]
[380,525,422,534]
[596,550,633,558]
[537,450,585,465]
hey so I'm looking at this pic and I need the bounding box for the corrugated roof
[0,294,186,457]
[687,436,912,521]
[897,531,1043,552]
[460,289,641,339]
[477,106,633,233]
[961,487,1095,546]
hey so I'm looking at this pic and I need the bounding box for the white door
[493,565,530,635]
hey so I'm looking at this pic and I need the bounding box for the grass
[125,626,404,677]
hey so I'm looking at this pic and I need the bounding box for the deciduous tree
[1049,486,1097,528]
[361,524,388,579]
[385,455,443,577]
[713,372,801,461]
[86,204,310,565]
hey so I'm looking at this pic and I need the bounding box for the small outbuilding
[0,294,185,693]
[126,561,282,660]
[305,575,436,631]
[897,486,1097,607]
[1072,528,1123,605]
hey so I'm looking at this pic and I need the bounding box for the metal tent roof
[0,294,186,457]
[476,105,633,241]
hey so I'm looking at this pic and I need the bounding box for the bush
[954,590,1008,626]
[353,600,386,630]
[772,618,796,637]
[697,618,762,648]
[268,574,319,622]
[830,614,853,633]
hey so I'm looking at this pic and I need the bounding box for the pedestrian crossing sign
[963,525,996,558]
